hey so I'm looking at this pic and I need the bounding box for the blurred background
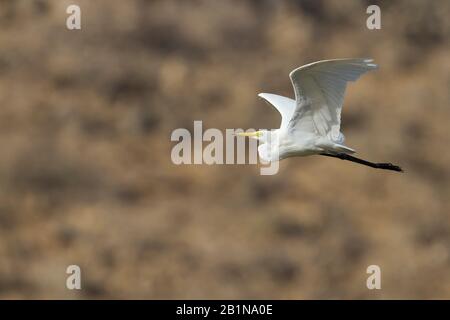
[0,0,449,299]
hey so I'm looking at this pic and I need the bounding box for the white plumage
[238,58,402,172]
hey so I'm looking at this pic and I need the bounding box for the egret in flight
[237,58,402,172]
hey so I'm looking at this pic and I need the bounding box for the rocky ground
[0,0,448,298]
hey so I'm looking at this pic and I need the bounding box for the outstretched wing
[288,58,377,141]
[258,93,296,130]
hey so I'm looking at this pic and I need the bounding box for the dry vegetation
[0,0,449,298]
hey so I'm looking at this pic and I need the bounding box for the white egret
[237,58,402,172]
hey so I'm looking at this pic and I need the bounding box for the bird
[237,58,403,172]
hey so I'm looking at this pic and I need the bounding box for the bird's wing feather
[258,93,296,130]
[288,58,377,140]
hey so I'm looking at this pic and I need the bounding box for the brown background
[0,0,449,299]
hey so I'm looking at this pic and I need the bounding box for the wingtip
[257,93,271,101]
[362,58,378,69]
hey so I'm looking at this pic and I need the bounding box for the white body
[258,129,346,162]
[251,58,378,162]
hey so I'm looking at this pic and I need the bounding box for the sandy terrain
[0,0,448,299]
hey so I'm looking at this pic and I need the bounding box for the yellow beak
[235,131,262,138]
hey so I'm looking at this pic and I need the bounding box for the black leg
[320,153,403,172]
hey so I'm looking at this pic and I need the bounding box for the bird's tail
[332,143,355,154]
[317,137,355,154]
